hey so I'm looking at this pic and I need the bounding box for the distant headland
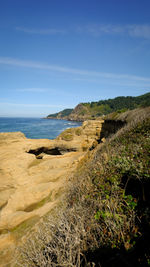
[46,92,150,121]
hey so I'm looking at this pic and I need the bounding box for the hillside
[17,107,150,266]
[47,108,73,119]
[46,92,150,121]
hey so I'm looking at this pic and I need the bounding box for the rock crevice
[0,118,126,265]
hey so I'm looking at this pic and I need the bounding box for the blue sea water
[0,117,82,139]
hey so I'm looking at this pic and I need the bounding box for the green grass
[24,193,52,212]
[75,127,82,136]
[11,216,40,239]
[58,128,74,141]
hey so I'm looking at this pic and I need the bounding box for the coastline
[0,117,82,140]
[1,107,150,266]
[45,116,84,122]
[0,119,104,266]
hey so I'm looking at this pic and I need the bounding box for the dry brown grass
[15,203,98,267]
[15,107,150,266]
[106,106,150,142]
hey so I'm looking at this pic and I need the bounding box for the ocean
[0,117,82,139]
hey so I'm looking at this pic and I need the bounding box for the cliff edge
[0,119,104,266]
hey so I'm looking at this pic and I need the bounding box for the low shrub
[59,128,74,141]
[16,109,150,266]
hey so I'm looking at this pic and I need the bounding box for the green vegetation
[58,126,83,141]
[16,107,150,266]
[75,127,82,136]
[58,128,74,141]
[47,108,73,118]
[24,193,52,212]
[11,216,39,239]
[46,92,150,120]
[81,92,150,117]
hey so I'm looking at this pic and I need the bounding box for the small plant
[75,127,82,136]
[59,128,74,141]
[16,109,150,266]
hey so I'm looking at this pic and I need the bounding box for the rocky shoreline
[1,107,149,266]
[0,119,104,266]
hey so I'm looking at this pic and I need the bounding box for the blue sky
[0,0,150,117]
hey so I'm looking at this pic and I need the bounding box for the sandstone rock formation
[0,120,104,266]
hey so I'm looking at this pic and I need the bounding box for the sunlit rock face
[0,120,104,266]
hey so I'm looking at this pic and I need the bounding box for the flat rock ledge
[0,120,104,266]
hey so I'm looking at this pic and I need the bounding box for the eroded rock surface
[0,120,104,266]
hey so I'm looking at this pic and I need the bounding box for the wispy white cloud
[15,87,75,97]
[79,24,150,39]
[15,27,66,35]
[15,24,150,39]
[84,24,124,36]
[17,88,48,93]
[0,57,150,84]
[128,24,150,39]
[73,77,150,88]
[0,102,66,108]
[0,102,68,117]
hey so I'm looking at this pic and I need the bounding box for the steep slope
[47,108,73,119]
[17,107,150,266]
